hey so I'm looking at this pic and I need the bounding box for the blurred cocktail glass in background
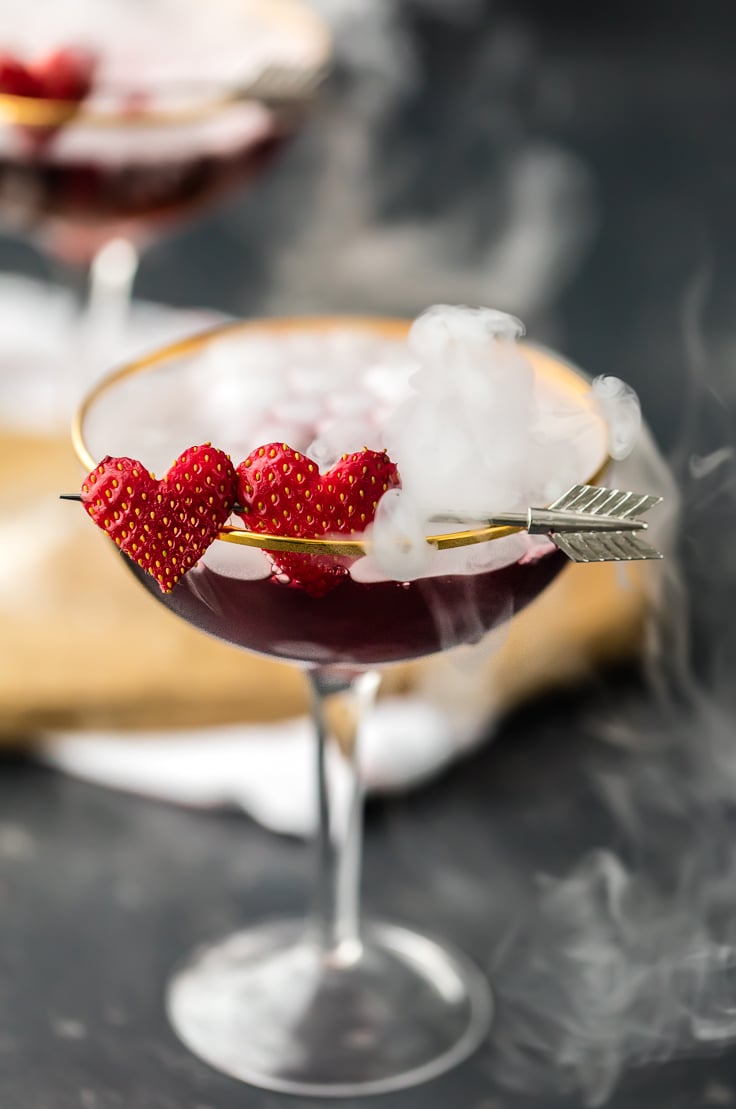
[0,0,330,420]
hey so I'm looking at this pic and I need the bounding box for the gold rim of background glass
[72,316,610,557]
[0,0,332,128]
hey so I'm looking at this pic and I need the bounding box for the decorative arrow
[60,484,664,563]
[480,485,664,562]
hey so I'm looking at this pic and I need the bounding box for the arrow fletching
[551,530,663,563]
[542,484,664,563]
[547,484,662,519]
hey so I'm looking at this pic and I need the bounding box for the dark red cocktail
[0,117,288,262]
[133,541,565,666]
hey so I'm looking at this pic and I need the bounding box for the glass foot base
[167,919,493,1097]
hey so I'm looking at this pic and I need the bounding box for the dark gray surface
[2,689,736,1109]
[0,704,713,1109]
[2,2,736,1107]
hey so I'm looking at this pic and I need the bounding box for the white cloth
[41,696,479,837]
[0,273,218,433]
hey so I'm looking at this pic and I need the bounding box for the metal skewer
[60,484,664,564]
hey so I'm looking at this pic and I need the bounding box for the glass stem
[84,236,139,360]
[52,236,139,406]
[308,667,381,964]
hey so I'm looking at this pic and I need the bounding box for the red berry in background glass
[0,54,42,98]
[33,48,95,102]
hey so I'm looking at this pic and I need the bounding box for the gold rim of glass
[72,315,610,557]
[0,0,332,129]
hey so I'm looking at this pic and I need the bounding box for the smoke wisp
[483,269,736,1105]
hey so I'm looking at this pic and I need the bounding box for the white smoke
[475,273,736,1105]
[237,0,597,325]
[592,375,642,461]
[0,0,307,88]
[484,649,736,1105]
[383,306,534,521]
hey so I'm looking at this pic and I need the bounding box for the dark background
[2,3,736,1107]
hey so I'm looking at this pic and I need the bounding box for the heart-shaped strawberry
[236,443,401,596]
[33,48,95,104]
[0,47,95,146]
[81,444,237,593]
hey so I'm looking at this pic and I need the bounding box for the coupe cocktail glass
[71,315,609,1096]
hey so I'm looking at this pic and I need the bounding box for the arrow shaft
[488,508,646,534]
[526,507,647,534]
